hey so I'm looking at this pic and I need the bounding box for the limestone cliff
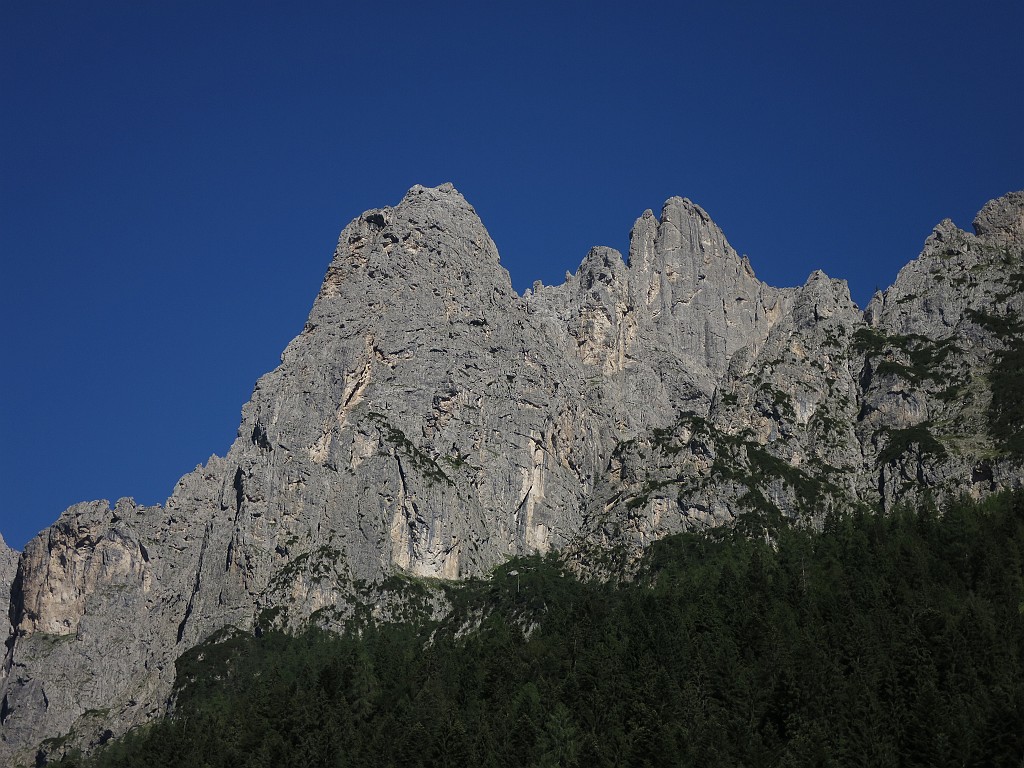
[2,185,1021,765]
[573,192,1024,555]
[0,534,16,649]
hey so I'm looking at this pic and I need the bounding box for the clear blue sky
[2,1,1021,549]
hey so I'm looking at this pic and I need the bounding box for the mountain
[2,184,1022,764]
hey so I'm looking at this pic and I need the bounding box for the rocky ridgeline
[2,185,1022,764]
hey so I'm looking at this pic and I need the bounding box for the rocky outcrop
[1,534,17,644]
[569,266,866,556]
[570,192,1024,556]
[527,198,788,422]
[859,192,1024,509]
[2,185,1021,765]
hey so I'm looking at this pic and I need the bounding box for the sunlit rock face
[2,185,1022,765]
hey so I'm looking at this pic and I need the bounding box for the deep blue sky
[2,1,1021,550]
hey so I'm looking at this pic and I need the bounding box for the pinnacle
[804,269,831,284]
[661,195,712,225]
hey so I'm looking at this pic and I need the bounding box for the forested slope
[52,490,1024,768]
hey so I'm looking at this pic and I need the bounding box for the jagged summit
[402,180,470,203]
[974,189,1024,240]
[319,182,507,302]
[2,187,1022,765]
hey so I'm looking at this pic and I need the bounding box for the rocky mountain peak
[576,245,629,289]
[973,190,1024,242]
[317,182,510,305]
[868,192,1024,339]
[401,180,471,206]
[790,270,858,329]
[627,196,736,273]
[622,195,787,385]
[2,187,1022,766]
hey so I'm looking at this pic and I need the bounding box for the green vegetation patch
[854,327,962,385]
[367,412,453,486]
[875,422,947,466]
[966,306,1024,458]
[967,307,1024,339]
[743,444,841,516]
[851,326,891,355]
[988,336,1024,457]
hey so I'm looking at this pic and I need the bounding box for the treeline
[53,490,1024,767]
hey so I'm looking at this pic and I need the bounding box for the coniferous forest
[53,490,1024,767]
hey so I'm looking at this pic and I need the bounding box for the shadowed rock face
[2,185,1022,764]
[0,535,16,648]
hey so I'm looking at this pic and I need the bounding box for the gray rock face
[527,197,789,430]
[572,192,1024,556]
[1,534,17,644]
[2,184,1022,764]
[858,192,1024,509]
